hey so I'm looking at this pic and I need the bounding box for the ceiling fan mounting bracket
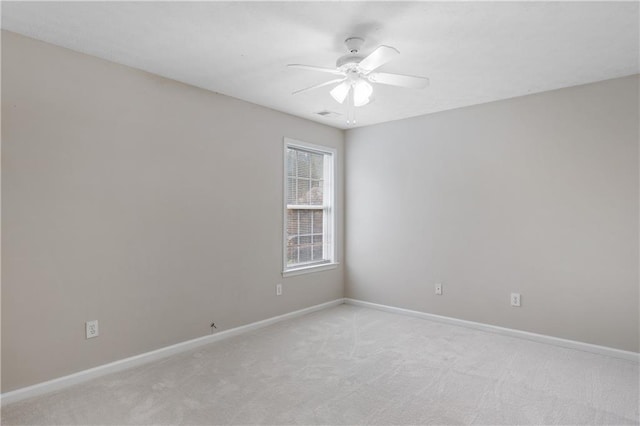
[344,37,364,54]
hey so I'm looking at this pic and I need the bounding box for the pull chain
[346,85,356,126]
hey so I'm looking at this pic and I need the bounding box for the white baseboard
[1,298,345,406]
[5,297,636,405]
[344,298,639,363]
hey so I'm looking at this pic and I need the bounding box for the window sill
[282,262,339,278]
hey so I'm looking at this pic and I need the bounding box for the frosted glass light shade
[353,79,373,107]
[330,81,351,104]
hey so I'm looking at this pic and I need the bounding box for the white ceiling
[2,1,638,129]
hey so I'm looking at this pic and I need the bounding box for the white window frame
[283,138,337,277]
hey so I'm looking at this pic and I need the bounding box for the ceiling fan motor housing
[336,54,363,70]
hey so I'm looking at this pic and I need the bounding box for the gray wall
[345,75,639,352]
[1,31,344,392]
[3,29,638,394]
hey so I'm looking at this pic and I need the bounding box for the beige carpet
[2,304,638,425]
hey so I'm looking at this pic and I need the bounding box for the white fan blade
[288,64,345,76]
[368,72,429,89]
[292,78,346,95]
[330,81,351,104]
[358,45,400,72]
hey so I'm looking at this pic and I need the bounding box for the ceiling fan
[289,37,429,109]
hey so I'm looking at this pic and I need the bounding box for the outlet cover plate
[86,320,99,339]
[511,293,521,307]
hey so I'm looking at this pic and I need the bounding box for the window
[283,138,336,275]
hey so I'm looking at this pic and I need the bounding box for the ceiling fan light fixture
[353,79,373,107]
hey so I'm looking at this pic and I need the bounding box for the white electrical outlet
[511,293,521,307]
[435,283,443,295]
[276,283,282,296]
[86,320,99,339]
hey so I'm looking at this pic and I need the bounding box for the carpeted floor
[2,304,638,425]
